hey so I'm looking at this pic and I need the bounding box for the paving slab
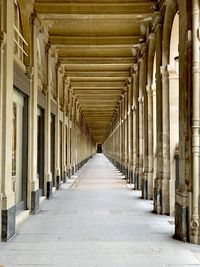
[0,154,199,267]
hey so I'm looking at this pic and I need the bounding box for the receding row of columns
[0,1,96,241]
[104,0,200,245]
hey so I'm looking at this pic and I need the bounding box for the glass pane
[12,103,17,177]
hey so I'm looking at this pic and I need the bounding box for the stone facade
[0,0,199,246]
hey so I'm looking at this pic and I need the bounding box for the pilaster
[147,85,154,200]
[1,0,16,241]
[161,64,170,214]
[132,63,139,190]
[153,11,163,214]
[27,14,40,215]
[55,63,62,189]
[45,44,53,199]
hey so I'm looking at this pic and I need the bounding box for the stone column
[124,88,128,178]
[147,85,154,199]
[153,12,163,214]
[121,95,125,174]
[146,33,156,200]
[190,0,200,244]
[117,109,120,168]
[68,88,73,177]
[0,30,5,240]
[44,44,53,199]
[132,63,139,189]
[138,55,145,191]
[118,100,122,171]
[62,77,67,182]
[141,44,148,199]
[72,95,77,175]
[1,0,16,241]
[127,78,133,182]
[175,0,192,242]
[27,12,40,213]
[75,100,79,171]
[55,64,62,190]
[161,65,170,214]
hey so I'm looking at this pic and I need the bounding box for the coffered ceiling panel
[35,0,154,143]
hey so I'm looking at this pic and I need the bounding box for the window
[13,0,28,62]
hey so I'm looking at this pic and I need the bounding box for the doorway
[97,144,102,153]
[51,113,55,186]
[37,107,45,196]
[12,89,28,211]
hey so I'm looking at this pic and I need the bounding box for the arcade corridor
[0,154,199,267]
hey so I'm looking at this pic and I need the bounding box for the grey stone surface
[1,205,16,242]
[0,154,199,266]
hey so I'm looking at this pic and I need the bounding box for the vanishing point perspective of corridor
[2,0,200,266]
[1,154,200,267]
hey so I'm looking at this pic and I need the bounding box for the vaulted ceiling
[34,0,154,143]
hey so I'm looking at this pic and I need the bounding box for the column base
[125,167,129,180]
[129,170,133,184]
[47,181,53,199]
[142,174,148,199]
[134,172,139,190]
[147,172,153,200]
[31,189,41,214]
[174,190,189,242]
[174,202,189,242]
[153,178,162,214]
[75,164,79,172]
[138,171,143,191]
[2,205,16,242]
[72,166,75,175]
[68,169,72,179]
[161,178,170,215]
[56,175,61,190]
[63,171,67,183]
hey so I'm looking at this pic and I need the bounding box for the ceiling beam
[65,71,130,77]
[35,2,153,15]
[50,36,140,46]
[59,57,134,64]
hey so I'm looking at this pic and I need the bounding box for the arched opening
[168,13,179,215]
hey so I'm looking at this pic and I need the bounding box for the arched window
[14,0,28,63]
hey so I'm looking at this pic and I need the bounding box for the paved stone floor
[0,154,200,267]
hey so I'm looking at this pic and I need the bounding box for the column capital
[132,104,137,112]
[152,83,156,95]
[25,65,34,80]
[140,43,148,57]
[131,45,139,57]
[31,11,42,31]
[123,86,128,93]
[149,32,156,41]
[42,84,49,95]
[127,77,132,84]
[46,42,55,57]
[0,31,6,48]
[161,65,169,77]
[146,85,153,95]
[60,104,65,112]
[152,11,163,32]
[133,63,139,73]
[138,96,144,103]
[56,62,63,74]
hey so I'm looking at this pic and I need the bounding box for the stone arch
[162,0,179,65]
